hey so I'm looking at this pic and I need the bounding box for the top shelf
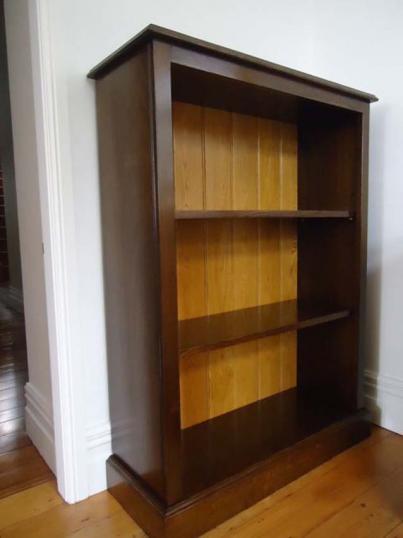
[175,210,353,220]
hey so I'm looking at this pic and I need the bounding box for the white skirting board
[86,421,112,496]
[25,381,112,496]
[364,370,403,435]
[25,382,56,473]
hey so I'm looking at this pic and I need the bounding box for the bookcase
[89,25,377,538]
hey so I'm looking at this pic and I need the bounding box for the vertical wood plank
[172,102,204,209]
[179,352,209,428]
[258,219,283,399]
[176,221,206,321]
[208,347,236,418]
[258,220,282,305]
[232,113,258,209]
[232,113,259,408]
[204,108,232,209]
[206,221,235,417]
[258,334,283,399]
[278,121,298,395]
[280,122,298,209]
[204,108,235,418]
[281,331,297,391]
[259,119,281,210]
[206,221,234,315]
[280,221,298,301]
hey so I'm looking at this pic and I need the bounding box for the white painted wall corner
[364,370,403,435]
[26,380,112,496]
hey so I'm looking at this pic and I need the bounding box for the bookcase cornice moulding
[89,25,377,537]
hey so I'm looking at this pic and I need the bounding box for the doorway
[0,0,53,497]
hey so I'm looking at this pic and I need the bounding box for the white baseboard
[364,370,403,435]
[26,381,112,496]
[25,382,56,473]
[86,420,112,496]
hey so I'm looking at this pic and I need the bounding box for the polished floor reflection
[0,302,28,454]
[0,302,52,498]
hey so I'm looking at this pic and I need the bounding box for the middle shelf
[175,209,354,220]
[179,300,351,356]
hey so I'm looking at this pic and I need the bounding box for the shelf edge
[175,210,354,220]
[179,308,351,357]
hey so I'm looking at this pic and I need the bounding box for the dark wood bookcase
[89,25,377,538]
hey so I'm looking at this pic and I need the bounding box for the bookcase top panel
[88,24,377,104]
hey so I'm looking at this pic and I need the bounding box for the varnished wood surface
[179,387,357,498]
[87,25,378,107]
[174,101,298,428]
[176,209,353,219]
[0,427,401,537]
[0,445,53,500]
[0,302,53,498]
[96,46,165,497]
[179,300,350,356]
[0,303,27,451]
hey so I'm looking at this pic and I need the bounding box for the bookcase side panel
[95,45,164,497]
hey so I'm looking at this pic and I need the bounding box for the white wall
[5,0,402,502]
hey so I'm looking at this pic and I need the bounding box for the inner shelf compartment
[178,385,356,498]
[173,92,360,432]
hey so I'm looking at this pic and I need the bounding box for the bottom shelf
[179,387,356,498]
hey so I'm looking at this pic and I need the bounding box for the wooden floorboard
[0,303,27,453]
[0,446,53,500]
[0,430,31,455]
[0,301,53,499]
[0,426,400,537]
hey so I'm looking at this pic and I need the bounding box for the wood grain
[179,301,350,355]
[96,46,165,495]
[0,427,400,538]
[0,481,61,531]
[205,427,401,538]
[174,102,298,428]
[0,445,53,500]
[232,114,259,410]
[87,25,378,107]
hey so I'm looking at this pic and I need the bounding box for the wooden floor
[0,301,53,499]
[0,301,27,451]
[0,426,400,537]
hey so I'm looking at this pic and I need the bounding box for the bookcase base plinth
[107,408,371,538]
